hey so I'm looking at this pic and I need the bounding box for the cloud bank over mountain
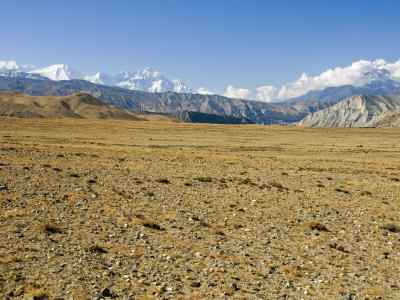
[1,58,400,102]
[215,58,400,102]
[277,59,400,100]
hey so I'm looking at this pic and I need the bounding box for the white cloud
[0,60,20,70]
[224,85,251,99]
[277,58,400,100]
[0,60,35,71]
[384,59,400,78]
[196,87,215,95]
[256,85,276,102]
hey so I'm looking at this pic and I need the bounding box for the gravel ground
[0,118,399,299]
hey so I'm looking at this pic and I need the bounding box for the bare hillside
[0,91,179,122]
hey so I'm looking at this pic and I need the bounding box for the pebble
[229,282,239,291]
[344,293,355,300]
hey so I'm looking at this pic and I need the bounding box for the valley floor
[0,118,399,299]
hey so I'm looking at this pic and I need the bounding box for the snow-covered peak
[94,68,192,93]
[134,67,162,79]
[1,59,193,93]
[84,72,116,85]
[30,64,84,81]
[172,79,192,93]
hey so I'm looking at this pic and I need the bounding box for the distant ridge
[163,110,255,124]
[0,90,179,122]
[0,76,332,124]
[297,94,400,127]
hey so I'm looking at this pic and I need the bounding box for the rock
[229,282,239,291]
[191,281,201,287]
[101,288,112,297]
[285,282,294,289]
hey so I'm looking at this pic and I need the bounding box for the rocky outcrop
[298,95,400,127]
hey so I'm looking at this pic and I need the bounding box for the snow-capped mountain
[84,67,192,93]
[30,64,85,81]
[0,60,47,80]
[0,60,192,93]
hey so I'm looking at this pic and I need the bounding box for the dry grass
[0,117,399,299]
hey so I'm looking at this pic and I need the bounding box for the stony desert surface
[0,117,399,299]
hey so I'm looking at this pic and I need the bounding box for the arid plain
[0,117,399,299]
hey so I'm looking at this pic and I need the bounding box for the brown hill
[0,91,179,122]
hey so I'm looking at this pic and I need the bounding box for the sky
[1,0,400,101]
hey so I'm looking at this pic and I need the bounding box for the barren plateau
[0,118,399,299]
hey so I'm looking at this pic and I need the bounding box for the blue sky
[1,0,400,101]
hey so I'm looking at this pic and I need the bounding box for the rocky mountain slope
[0,76,332,125]
[0,91,178,122]
[373,112,400,127]
[163,111,254,124]
[298,94,400,127]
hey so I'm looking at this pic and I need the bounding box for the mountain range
[0,76,332,125]
[2,60,400,105]
[0,62,192,94]
[1,60,400,126]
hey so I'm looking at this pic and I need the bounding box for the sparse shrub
[307,221,329,231]
[156,178,170,184]
[87,244,107,253]
[269,181,286,190]
[380,223,399,233]
[211,228,225,236]
[87,179,97,184]
[142,219,163,230]
[195,176,213,183]
[270,182,282,189]
[335,188,350,194]
[146,191,155,197]
[328,243,347,252]
[361,190,372,196]
[43,222,62,234]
